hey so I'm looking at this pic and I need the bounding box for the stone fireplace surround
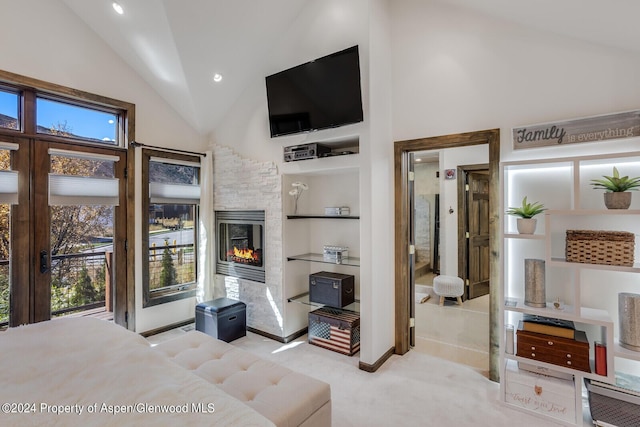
[211,144,285,338]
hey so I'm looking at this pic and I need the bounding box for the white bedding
[0,317,274,426]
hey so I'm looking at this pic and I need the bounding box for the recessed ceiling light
[112,2,124,15]
[213,73,223,83]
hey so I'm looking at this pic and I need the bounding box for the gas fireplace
[216,210,265,283]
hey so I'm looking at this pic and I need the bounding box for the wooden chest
[516,329,590,372]
[308,307,360,356]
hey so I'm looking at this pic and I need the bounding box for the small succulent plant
[591,167,640,192]
[506,196,546,219]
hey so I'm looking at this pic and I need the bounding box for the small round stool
[433,275,464,306]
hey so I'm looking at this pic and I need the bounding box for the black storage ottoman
[195,298,246,342]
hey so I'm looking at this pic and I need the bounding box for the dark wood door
[7,140,127,325]
[466,170,490,299]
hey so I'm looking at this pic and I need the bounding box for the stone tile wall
[211,144,285,337]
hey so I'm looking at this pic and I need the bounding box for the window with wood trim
[142,149,200,307]
[0,70,133,329]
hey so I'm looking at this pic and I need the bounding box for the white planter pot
[516,218,537,235]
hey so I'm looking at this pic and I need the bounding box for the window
[36,97,118,144]
[0,70,133,328]
[0,89,19,131]
[0,143,17,325]
[142,149,200,307]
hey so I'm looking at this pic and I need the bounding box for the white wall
[212,0,370,163]
[390,0,640,160]
[214,0,640,366]
[389,0,640,368]
[0,0,207,333]
[213,0,399,365]
[363,0,394,365]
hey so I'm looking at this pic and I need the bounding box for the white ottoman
[433,275,464,306]
[153,330,332,427]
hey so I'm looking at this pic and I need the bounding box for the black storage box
[308,307,360,355]
[309,271,355,308]
[195,298,246,342]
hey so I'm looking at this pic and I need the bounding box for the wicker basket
[566,230,635,267]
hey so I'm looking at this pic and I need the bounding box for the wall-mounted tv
[265,45,364,138]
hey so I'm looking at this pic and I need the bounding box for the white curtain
[196,151,214,303]
[0,170,18,204]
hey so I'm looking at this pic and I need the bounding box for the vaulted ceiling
[61,0,640,136]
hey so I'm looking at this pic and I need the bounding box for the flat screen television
[265,45,363,138]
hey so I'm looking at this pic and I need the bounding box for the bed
[0,317,274,426]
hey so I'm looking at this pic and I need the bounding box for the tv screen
[265,45,363,138]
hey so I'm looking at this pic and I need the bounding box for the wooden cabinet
[516,329,590,372]
[500,151,640,425]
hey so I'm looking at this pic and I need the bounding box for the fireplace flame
[226,246,260,265]
[232,246,257,261]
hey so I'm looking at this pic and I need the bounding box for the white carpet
[227,331,565,427]
[148,326,579,426]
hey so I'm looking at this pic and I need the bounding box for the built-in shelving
[287,253,360,267]
[282,163,361,345]
[288,292,360,313]
[287,214,359,220]
[500,151,640,426]
[280,153,360,175]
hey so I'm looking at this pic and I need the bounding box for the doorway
[7,138,127,326]
[410,154,491,370]
[394,129,501,381]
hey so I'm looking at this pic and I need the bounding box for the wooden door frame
[31,140,128,325]
[0,69,136,331]
[457,164,489,301]
[394,128,500,381]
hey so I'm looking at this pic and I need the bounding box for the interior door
[466,170,490,299]
[11,140,127,325]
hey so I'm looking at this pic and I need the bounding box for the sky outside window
[0,90,19,130]
[36,98,117,143]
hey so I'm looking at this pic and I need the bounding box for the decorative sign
[513,110,640,150]
[444,169,456,180]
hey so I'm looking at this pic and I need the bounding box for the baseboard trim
[247,326,308,344]
[359,347,395,373]
[140,318,195,337]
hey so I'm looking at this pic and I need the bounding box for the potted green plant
[506,196,547,234]
[591,167,640,209]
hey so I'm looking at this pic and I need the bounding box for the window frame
[0,85,20,132]
[35,94,121,145]
[141,148,200,307]
[0,69,132,149]
[0,69,134,329]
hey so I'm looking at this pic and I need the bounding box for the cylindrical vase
[524,259,546,308]
[619,293,640,352]
[505,324,515,355]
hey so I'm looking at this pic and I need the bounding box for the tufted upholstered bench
[153,330,331,427]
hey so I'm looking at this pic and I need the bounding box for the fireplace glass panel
[218,221,263,268]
